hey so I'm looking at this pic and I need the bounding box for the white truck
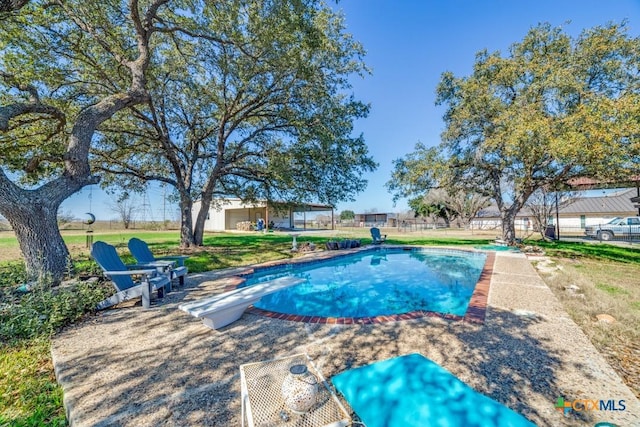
[584,216,640,241]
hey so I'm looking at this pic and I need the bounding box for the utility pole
[162,185,166,228]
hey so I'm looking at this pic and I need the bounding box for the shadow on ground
[52,260,639,426]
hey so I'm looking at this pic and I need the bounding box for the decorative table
[240,353,351,427]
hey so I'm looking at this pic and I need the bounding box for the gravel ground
[51,249,640,426]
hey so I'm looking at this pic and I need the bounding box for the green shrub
[0,281,112,344]
[0,261,27,288]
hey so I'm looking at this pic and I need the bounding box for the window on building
[580,215,586,229]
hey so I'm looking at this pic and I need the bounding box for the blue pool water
[241,248,487,318]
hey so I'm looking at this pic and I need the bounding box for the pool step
[179,277,305,330]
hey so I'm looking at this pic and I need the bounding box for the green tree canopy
[408,195,449,224]
[92,0,376,246]
[389,22,640,243]
[407,188,489,228]
[339,210,355,221]
[0,0,173,281]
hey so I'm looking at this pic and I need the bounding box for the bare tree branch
[0,0,29,13]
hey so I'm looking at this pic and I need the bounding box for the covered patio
[196,199,334,232]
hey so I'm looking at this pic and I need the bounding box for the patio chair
[128,237,189,288]
[91,241,171,309]
[370,227,386,244]
[331,353,535,427]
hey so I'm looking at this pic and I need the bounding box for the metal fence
[397,223,448,232]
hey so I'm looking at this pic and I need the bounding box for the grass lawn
[532,245,640,399]
[1,229,639,424]
[0,339,66,426]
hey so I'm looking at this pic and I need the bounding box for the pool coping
[222,245,495,325]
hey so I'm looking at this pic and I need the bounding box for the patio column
[331,208,334,230]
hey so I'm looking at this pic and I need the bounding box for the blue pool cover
[331,353,536,427]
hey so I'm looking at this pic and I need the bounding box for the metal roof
[475,188,639,218]
[355,212,397,218]
[561,188,637,214]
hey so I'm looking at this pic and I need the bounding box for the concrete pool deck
[51,248,640,426]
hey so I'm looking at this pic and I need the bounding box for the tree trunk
[193,195,213,246]
[500,208,518,244]
[0,168,93,283]
[193,166,222,246]
[179,196,196,247]
[498,189,533,245]
[5,200,69,283]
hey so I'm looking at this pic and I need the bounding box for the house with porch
[552,188,639,232]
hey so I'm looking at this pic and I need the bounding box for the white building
[470,188,640,233]
[193,199,334,232]
[554,188,639,230]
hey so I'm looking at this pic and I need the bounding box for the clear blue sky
[61,0,640,220]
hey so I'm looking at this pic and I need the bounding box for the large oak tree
[93,1,376,247]
[0,0,168,282]
[389,23,640,243]
[0,0,254,281]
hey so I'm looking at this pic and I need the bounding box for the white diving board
[179,276,305,330]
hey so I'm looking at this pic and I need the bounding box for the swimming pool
[239,248,489,321]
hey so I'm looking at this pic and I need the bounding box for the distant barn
[353,212,397,228]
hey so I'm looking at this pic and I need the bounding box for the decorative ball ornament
[281,364,319,414]
[84,212,96,225]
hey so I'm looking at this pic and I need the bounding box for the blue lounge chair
[370,227,386,244]
[128,238,189,288]
[91,241,171,309]
[331,353,536,427]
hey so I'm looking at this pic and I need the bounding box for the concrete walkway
[51,250,640,426]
